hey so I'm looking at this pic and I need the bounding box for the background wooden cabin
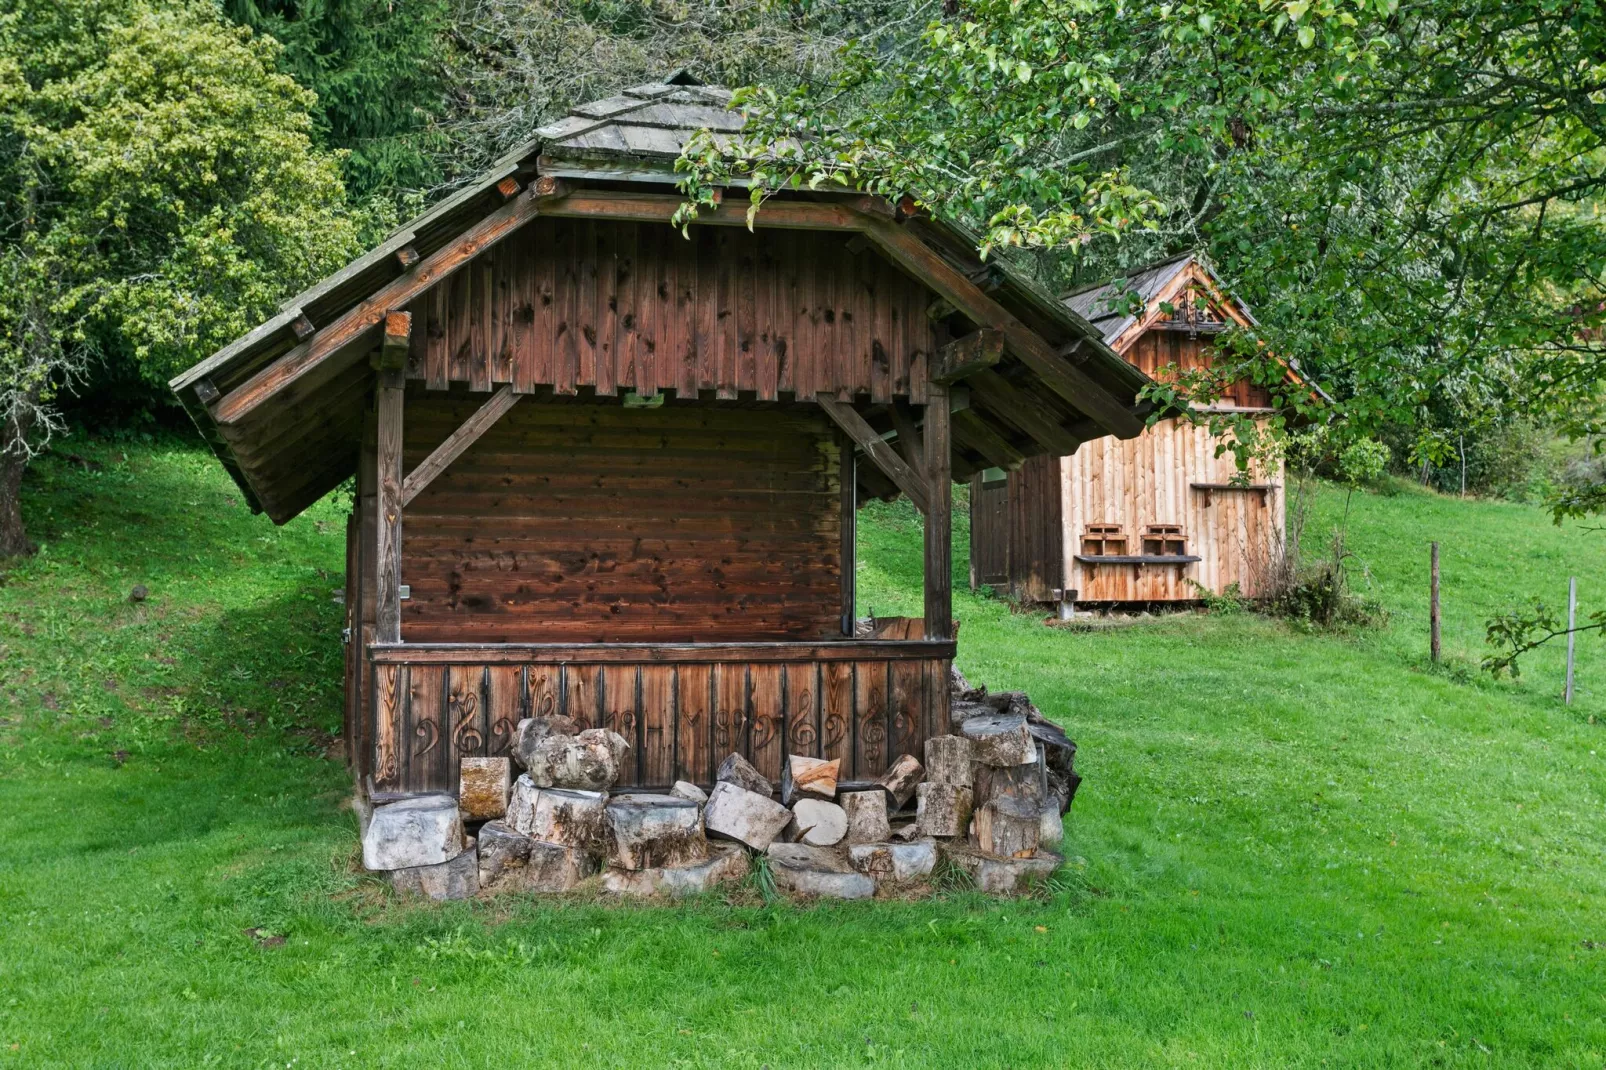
[971,254,1287,609]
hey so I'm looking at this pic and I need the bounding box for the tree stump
[781,755,840,805]
[787,799,848,846]
[362,794,465,871]
[716,752,774,797]
[960,711,1036,766]
[971,751,1046,809]
[604,794,709,870]
[970,796,1041,858]
[840,790,891,845]
[915,783,972,838]
[510,785,608,850]
[459,756,511,821]
[703,781,791,850]
[924,735,973,786]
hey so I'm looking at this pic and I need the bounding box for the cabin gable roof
[173,79,1155,524]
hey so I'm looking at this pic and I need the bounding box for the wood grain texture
[375,371,405,643]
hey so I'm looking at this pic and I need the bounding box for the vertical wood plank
[737,230,758,395]
[555,220,579,394]
[425,283,448,390]
[485,665,522,757]
[755,239,778,401]
[563,663,602,728]
[641,664,675,787]
[531,225,556,391]
[528,664,561,720]
[889,659,924,765]
[675,231,698,398]
[404,665,446,791]
[491,245,514,385]
[578,219,599,391]
[749,663,784,784]
[470,252,492,392]
[820,660,853,773]
[714,663,748,768]
[840,436,856,635]
[594,221,617,395]
[854,660,889,778]
[695,229,718,393]
[375,372,404,643]
[447,664,488,761]
[676,664,714,784]
[616,222,639,393]
[870,254,893,403]
[715,230,738,399]
[602,664,640,785]
[373,663,401,790]
[509,234,535,393]
[784,662,821,759]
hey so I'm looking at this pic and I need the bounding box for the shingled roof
[172,77,1154,523]
[1061,253,1228,348]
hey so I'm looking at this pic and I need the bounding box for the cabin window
[980,467,1008,489]
[1141,524,1187,556]
[1081,524,1128,556]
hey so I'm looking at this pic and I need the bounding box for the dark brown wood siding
[969,474,1010,588]
[1007,453,1064,603]
[398,392,844,643]
[369,645,952,792]
[402,219,942,405]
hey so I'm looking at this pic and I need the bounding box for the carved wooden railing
[366,641,954,795]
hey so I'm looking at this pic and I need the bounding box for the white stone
[519,787,608,849]
[602,842,749,898]
[391,839,479,900]
[766,843,875,900]
[716,752,773,796]
[703,781,791,850]
[787,799,848,847]
[848,839,938,882]
[362,794,464,871]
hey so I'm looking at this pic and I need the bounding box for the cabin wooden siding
[1061,415,1284,601]
[1121,331,1273,409]
[366,646,951,793]
[970,474,1010,588]
[401,219,942,405]
[396,392,845,644]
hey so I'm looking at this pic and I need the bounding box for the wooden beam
[967,368,1082,456]
[211,187,548,428]
[400,385,522,507]
[374,370,405,644]
[374,310,411,371]
[951,409,1026,470]
[395,246,420,271]
[816,393,930,515]
[496,176,521,199]
[289,313,316,341]
[540,191,860,231]
[848,212,1144,439]
[923,384,953,640]
[888,402,926,480]
[839,434,856,635]
[533,174,568,198]
[931,329,1005,384]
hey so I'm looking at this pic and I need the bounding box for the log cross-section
[816,394,930,515]
[931,329,1005,384]
[401,385,523,507]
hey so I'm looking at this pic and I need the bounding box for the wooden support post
[1565,576,1577,705]
[924,383,952,641]
[841,435,856,636]
[375,310,411,371]
[1429,541,1441,664]
[889,402,926,479]
[375,369,405,644]
[816,394,930,515]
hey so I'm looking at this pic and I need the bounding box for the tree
[681,0,1605,478]
[0,0,362,555]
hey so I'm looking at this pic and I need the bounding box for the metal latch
[342,627,352,645]
[399,584,411,600]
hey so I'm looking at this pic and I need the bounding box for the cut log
[970,796,1042,858]
[786,799,848,847]
[877,754,925,808]
[459,756,511,820]
[889,822,921,842]
[915,783,973,838]
[523,840,599,893]
[939,843,1063,894]
[780,755,840,805]
[602,842,749,898]
[1039,795,1065,848]
[604,794,709,870]
[509,784,608,850]
[670,780,708,804]
[362,794,464,871]
[521,729,630,790]
[391,839,479,900]
[513,715,585,769]
[848,839,938,882]
[702,781,791,850]
[840,790,891,845]
[960,712,1036,766]
[923,736,974,787]
[766,843,875,900]
[971,751,1046,809]
[716,752,774,797]
[477,820,532,893]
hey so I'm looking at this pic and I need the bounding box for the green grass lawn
[1,436,1603,1068]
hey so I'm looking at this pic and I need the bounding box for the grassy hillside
[1,437,1602,1068]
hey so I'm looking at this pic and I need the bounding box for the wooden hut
[971,252,1300,612]
[170,77,1152,799]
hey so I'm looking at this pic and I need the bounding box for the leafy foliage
[1485,598,1606,679]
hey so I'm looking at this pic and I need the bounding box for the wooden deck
[366,640,954,794]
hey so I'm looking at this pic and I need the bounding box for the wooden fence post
[1565,576,1577,705]
[1429,542,1441,664]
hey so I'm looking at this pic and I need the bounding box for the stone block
[848,839,938,883]
[766,842,875,900]
[703,781,791,850]
[716,752,773,797]
[459,756,511,821]
[605,794,708,870]
[602,842,749,898]
[362,794,464,871]
[391,839,479,900]
[840,790,891,845]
